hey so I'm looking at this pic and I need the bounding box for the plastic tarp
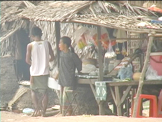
[148,5,162,13]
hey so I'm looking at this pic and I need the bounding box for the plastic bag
[105,43,116,58]
[146,65,162,80]
[117,64,133,80]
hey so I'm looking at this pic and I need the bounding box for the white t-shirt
[30,41,49,76]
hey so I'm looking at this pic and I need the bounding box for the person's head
[30,26,42,41]
[59,36,74,53]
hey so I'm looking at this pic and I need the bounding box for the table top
[78,78,162,86]
[19,79,162,87]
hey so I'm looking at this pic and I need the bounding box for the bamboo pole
[132,31,155,117]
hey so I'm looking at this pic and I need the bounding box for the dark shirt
[58,51,82,89]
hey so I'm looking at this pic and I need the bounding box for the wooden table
[78,78,162,116]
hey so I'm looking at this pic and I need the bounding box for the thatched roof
[0,1,36,42]
[1,1,36,24]
[19,1,162,33]
[19,1,94,21]
[0,1,37,56]
[1,1,26,24]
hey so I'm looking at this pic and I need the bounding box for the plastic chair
[131,94,158,118]
[158,90,162,117]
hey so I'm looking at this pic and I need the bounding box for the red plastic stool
[131,94,158,118]
[158,90,162,117]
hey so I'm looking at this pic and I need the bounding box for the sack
[146,65,162,80]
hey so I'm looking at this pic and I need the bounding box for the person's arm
[73,53,82,74]
[26,43,32,65]
[54,71,59,80]
[48,42,54,62]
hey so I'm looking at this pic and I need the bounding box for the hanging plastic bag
[100,27,109,49]
[115,43,120,54]
[105,42,116,58]
[121,43,127,56]
[77,34,87,49]
[88,27,98,46]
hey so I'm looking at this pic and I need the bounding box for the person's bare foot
[31,110,41,117]
[41,111,46,117]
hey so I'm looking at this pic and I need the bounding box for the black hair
[61,36,75,53]
[31,26,42,37]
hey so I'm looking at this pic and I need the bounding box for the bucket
[150,52,162,76]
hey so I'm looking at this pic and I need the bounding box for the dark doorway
[14,28,30,81]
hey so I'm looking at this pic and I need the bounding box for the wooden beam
[132,32,155,117]
[67,20,156,33]
[55,21,61,68]
[111,38,146,41]
[153,34,162,37]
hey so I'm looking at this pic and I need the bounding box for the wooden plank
[78,78,162,86]
[132,32,154,117]
[78,78,96,84]
[108,80,162,87]
[120,86,132,104]
[115,86,122,116]
[153,34,162,37]
[110,38,147,41]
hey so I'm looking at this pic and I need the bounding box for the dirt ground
[1,111,162,122]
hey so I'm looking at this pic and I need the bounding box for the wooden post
[97,26,104,115]
[55,21,61,68]
[132,32,155,117]
[115,86,122,116]
[55,21,61,113]
[97,26,103,81]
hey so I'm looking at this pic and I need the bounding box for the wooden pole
[97,26,103,81]
[55,21,61,113]
[55,21,61,68]
[97,26,105,115]
[132,32,155,117]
